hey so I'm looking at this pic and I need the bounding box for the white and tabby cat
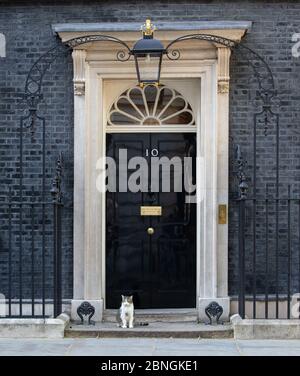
[117,295,148,328]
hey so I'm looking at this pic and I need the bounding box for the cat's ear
[129,295,133,303]
[121,295,125,302]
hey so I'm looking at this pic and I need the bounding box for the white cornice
[53,21,252,45]
[52,20,252,34]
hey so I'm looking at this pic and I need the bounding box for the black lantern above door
[131,19,166,87]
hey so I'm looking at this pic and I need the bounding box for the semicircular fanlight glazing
[108,84,195,126]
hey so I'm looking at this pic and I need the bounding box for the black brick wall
[0,0,300,300]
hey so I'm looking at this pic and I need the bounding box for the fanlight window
[107,85,195,126]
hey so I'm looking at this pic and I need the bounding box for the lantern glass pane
[135,54,161,84]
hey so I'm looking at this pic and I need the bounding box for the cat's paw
[129,325,133,329]
[121,325,127,329]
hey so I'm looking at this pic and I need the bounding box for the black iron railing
[237,188,300,319]
[0,198,63,318]
[0,155,64,318]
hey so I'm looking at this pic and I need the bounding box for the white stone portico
[53,21,251,322]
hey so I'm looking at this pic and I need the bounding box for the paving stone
[0,338,299,356]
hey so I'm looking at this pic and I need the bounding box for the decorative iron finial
[141,19,156,37]
[236,144,248,200]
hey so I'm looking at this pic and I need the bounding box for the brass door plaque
[140,206,162,216]
[218,204,227,224]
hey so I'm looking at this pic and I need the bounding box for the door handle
[147,227,155,235]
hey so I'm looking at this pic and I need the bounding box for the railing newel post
[51,153,63,318]
[236,145,248,319]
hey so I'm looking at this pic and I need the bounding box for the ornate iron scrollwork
[165,34,279,112]
[23,35,132,133]
[22,31,279,142]
[236,144,248,200]
[50,152,63,204]
[165,33,236,51]
[77,301,95,325]
[166,49,181,61]
[116,50,131,62]
[205,301,224,325]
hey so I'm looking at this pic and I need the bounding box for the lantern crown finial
[132,19,164,87]
[142,19,156,37]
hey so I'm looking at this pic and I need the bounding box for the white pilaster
[71,50,104,321]
[197,47,231,322]
[217,47,231,301]
[72,49,86,299]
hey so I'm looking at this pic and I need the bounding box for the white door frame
[58,25,250,322]
[99,65,215,316]
[103,78,200,309]
[71,59,230,321]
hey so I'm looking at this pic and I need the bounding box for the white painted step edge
[231,314,300,339]
[0,313,70,338]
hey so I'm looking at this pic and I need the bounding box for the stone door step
[103,309,198,323]
[65,322,233,339]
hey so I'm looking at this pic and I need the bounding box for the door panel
[106,133,196,308]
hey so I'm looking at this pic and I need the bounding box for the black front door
[106,133,196,309]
